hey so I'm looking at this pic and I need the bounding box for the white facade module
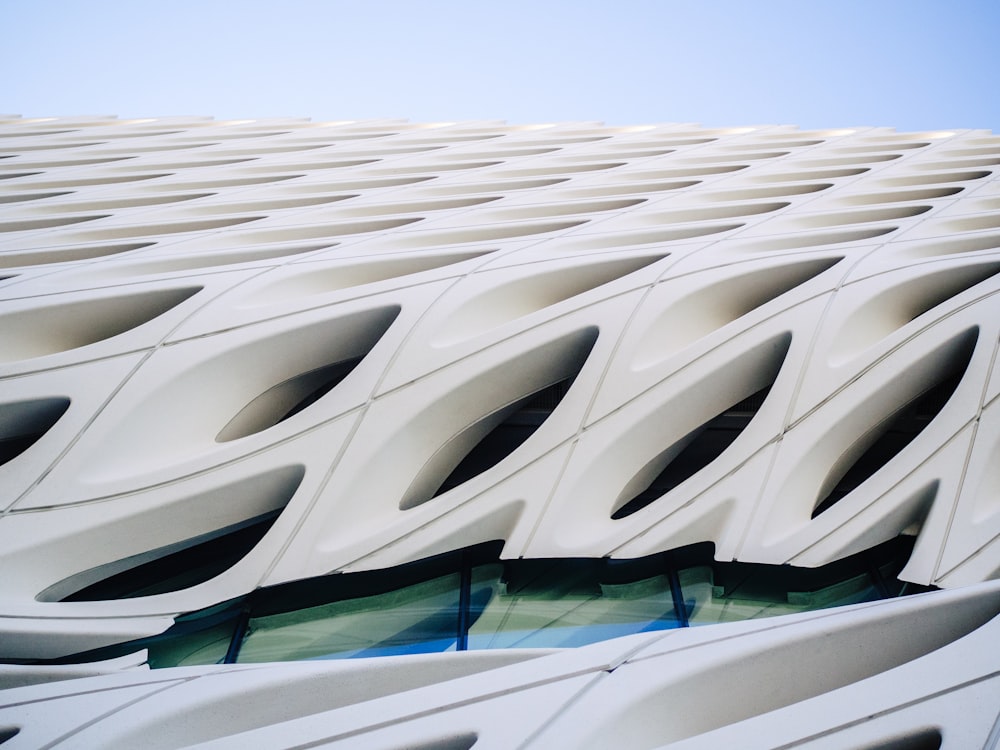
[1,116,999,747]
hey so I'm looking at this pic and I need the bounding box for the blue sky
[3,0,999,132]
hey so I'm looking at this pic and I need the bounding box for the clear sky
[2,0,999,133]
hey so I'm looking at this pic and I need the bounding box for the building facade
[0,116,999,748]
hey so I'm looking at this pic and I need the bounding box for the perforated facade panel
[1,117,999,748]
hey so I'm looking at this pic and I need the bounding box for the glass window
[467,560,681,649]
[146,619,235,668]
[236,572,462,662]
[680,562,883,625]
[38,536,924,669]
[143,602,244,668]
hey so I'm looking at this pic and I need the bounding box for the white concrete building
[1,116,999,748]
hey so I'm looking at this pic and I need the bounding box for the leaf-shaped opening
[0,242,154,269]
[862,729,941,750]
[612,386,772,519]
[635,257,839,369]
[611,333,792,520]
[217,307,399,442]
[0,286,200,363]
[738,227,894,253]
[400,327,599,510]
[645,201,789,225]
[792,204,931,229]
[241,251,492,308]
[813,328,977,518]
[0,214,111,234]
[50,465,306,601]
[60,516,276,601]
[0,397,70,467]
[830,262,1000,364]
[434,254,664,346]
[433,378,575,499]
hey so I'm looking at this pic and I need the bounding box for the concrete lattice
[1,117,1000,748]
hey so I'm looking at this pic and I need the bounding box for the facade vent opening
[50,465,306,602]
[612,332,792,519]
[813,328,978,518]
[0,287,200,363]
[0,398,70,467]
[217,307,400,441]
[613,386,772,519]
[400,327,599,509]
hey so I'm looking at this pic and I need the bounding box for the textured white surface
[2,583,999,749]
[1,117,999,667]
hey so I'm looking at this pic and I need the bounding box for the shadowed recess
[60,518,277,601]
[701,183,831,202]
[495,162,625,177]
[336,196,501,218]
[0,286,200,363]
[225,217,422,245]
[401,327,599,509]
[562,223,743,251]
[241,250,493,307]
[434,253,664,345]
[880,170,991,187]
[217,306,400,441]
[52,465,307,601]
[19,173,170,189]
[422,177,569,196]
[433,378,575,498]
[738,226,895,253]
[861,729,942,750]
[563,180,698,198]
[680,151,789,164]
[644,202,790,225]
[901,233,1000,258]
[0,191,72,204]
[144,174,302,190]
[179,194,355,215]
[801,154,901,168]
[613,333,792,519]
[830,262,1000,363]
[28,193,212,213]
[837,142,929,153]
[32,537,921,667]
[72,243,339,280]
[0,397,70,467]
[0,242,154,268]
[752,167,869,182]
[481,197,645,221]
[0,214,110,234]
[614,165,747,181]
[404,734,478,750]
[813,328,978,518]
[613,386,772,519]
[791,204,931,229]
[916,158,1000,171]
[839,187,963,205]
[397,219,587,249]
[634,256,840,367]
[70,215,264,241]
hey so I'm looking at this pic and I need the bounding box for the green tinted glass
[468,561,681,649]
[237,572,462,662]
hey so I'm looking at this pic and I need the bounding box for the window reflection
[47,536,927,670]
[468,561,681,649]
[237,573,462,662]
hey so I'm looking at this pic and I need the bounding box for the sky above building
[2,0,999,133]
